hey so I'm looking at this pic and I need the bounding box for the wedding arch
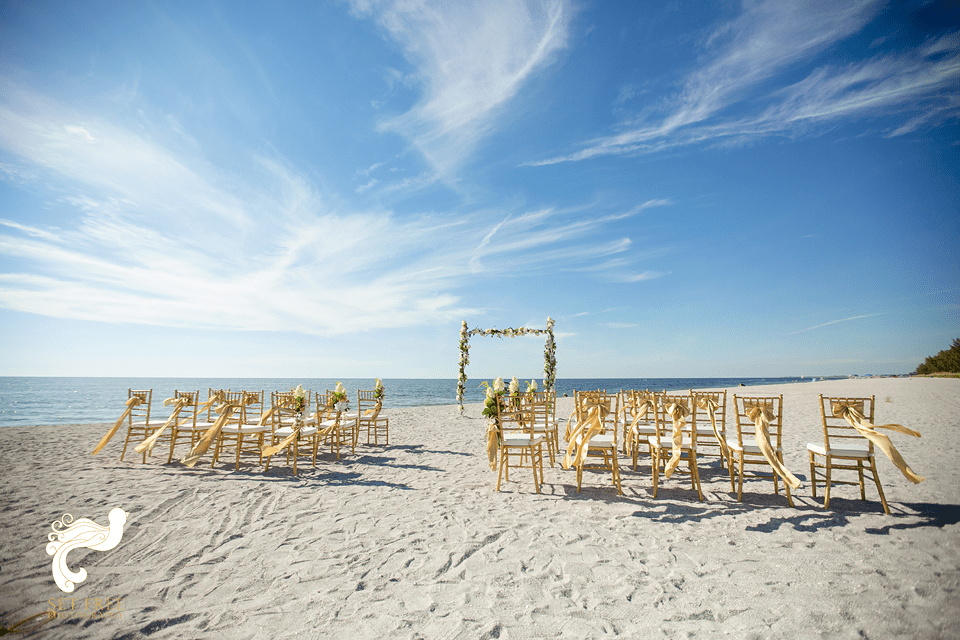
[457,317,556,413]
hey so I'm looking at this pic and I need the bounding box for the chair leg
[727,451,736,492]
[691,456,703,502]
[576,464,583,493]
[235,434,243,470]
[869,457,889,514]
[809,452,817,498]
[824,457,832,510]
[651,449,659,498]
[496,449,505,491]
[858,460,866,501]
[785,482,794,507]
[612,452,622,495]
[532,445,541,494]
[736,455,744,502]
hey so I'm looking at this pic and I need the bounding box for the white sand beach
[1,377,958,639]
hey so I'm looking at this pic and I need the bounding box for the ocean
[0,376,830,427]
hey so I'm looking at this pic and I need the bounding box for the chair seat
[275,426,319,437]
[726,438,781,454]
[628,425,657,436]
[807,443,872,458]
[181,422,213,431]
[576,434,615,448]
[649,435,694,449]
[222,424,268,435]
[502,435,544,447]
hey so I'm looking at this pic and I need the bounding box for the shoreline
[1,377,957,638]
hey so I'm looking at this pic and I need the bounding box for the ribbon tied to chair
[486,419,499,471]
[181,401,242,467]
[132,395,193,457]
[831,401,924,484]
[663,401,689,479]
[562,405,606,470]
[624,399,653,457]
[697,396,730,461]
[92,394,145,455]
[745,403,802,490]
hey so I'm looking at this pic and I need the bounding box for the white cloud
[0,81,665,335]
[531,1,958,165]
[351,0,570,175]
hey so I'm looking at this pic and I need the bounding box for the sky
[0,0,957,380]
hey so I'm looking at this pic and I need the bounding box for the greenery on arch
[457,318,556,413]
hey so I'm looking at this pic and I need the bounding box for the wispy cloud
[790,312,889,335]
[0,81,661,334]
[350,0,570,175]
[530,1,957,165]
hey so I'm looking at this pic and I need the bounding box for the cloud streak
[351,0,569,175]
[0,81,661,335]
[790,312,889,335]
[530,1,957,165]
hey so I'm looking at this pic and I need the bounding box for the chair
[495,392,545,493]
[621,390,658,471]
[563,390,622,495]
[157,389,213,463]
[648,392,702,500]
[264,390,319,474]
[119,389,153,462]
[357,390,389,445]
[316,391,353,460]
[213,390,268,470]
[528,391,557,466]
[691,390,727,470]
[728,394,798,507]
[808,395,889,513]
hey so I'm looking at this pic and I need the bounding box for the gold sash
[181,402,241,467]
[91,395,144,455]
[486,421,499,471]
[831,401,924,484]
[624,400,653,457]
[562,405,606,470]
[745,403,801,489]
[697,396,729,461]
[663,401,689,479]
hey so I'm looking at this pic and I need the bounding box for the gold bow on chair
[663,401,689,479]
[562,405,605,470]
[181,401,241,467]
[92,395,144,455]
[486,421,499,471]
[745,403,801,489]
[831,402,924,484]
[624,400,653,457]
[133,395,193,457]
[697,396,729,461]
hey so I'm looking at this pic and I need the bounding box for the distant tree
[914,338,960,374]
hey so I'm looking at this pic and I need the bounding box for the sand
[0,377,958,639]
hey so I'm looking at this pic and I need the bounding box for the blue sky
[0,0,957,379]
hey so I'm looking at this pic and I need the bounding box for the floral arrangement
[457,317,556,413]
[374,378,385,400]
[332,381,347,404]
[292,384,307,414]
[525,379,538,394]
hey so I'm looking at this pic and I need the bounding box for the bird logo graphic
[46,508,127,593]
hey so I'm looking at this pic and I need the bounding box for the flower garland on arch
[457,317,556,413]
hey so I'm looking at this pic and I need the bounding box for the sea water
[0,376,821,427]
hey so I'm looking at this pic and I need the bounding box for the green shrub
[914,338,960,374]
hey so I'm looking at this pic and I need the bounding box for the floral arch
[457,317,556,413]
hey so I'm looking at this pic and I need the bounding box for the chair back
[495,393,534,440]
[174,390,199,428]
[357,390,382,420]
[622,389,657,430]
[819,394,875,453]
[240,390,264,425]
[205,388,228,421]
[128,389,152,425]
[732,394,783,449]
[657,392,695,445]
[691,390,726,431]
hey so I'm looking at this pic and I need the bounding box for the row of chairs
[116,387,388,473]
[496,389,895,514]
